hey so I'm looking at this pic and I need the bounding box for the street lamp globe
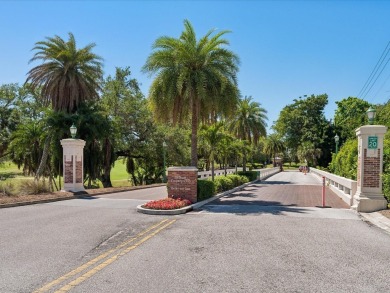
[334,134,339,143]
[366,107,376,125]
[70,123,77,139]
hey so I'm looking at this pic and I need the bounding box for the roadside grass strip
[34,219,176,293]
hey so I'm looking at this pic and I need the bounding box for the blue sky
[1,0,390,130]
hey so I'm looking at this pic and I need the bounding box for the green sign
[368,136,378,149]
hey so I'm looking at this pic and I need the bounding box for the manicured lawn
[0,159,132,188]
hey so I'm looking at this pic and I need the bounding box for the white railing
[198,168,239,179]
[256,167,280,180]
[198,167,280,181]
[310,168,357,206]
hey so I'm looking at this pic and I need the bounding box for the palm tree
[229,96,268,144]
[199,122,225,181]
[25,32,103,179]
[143,19,239,167]
[26,32,103,113]
[264,134,284,167]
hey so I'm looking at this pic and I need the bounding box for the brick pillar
[60,139,86,192]
[353,125,388,212]
[167,167,198,203]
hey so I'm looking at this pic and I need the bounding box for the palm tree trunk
[35,135,52,180]
[211,154,215,181]
[191,95,198,167]
[101,138,113,188]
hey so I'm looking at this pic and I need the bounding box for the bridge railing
[256,167,280,180]
[198,168,237,179]
[310,168,357,206]
[197,167,280,181]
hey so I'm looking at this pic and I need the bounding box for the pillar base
[352,193,388,212]
[61,184,85,193]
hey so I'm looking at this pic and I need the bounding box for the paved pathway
[200,171,349,215]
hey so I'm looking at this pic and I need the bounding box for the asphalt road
[1,172,390,293]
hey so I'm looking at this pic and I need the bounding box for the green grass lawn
[0,159,132,188]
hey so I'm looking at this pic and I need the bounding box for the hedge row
[197,171,258,201]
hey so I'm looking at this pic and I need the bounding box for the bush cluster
[237,171,258,181]
[197,174,249,201]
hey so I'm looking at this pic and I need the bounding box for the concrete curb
[0,184,166,209]
[359,212,390,234]
[136,204,193,215]
[136,179,259,215]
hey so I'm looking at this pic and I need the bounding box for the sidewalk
[359,211,390,234]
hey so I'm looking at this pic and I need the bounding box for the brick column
[167,167,198,203]
[60,139,86,192]
[353,125,388,212]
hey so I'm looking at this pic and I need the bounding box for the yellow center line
[54,219,176,293]
[33,219,170,293]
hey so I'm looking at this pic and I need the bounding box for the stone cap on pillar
[60,138,86,147]
[356,125,387,136]
[167,166,198,172]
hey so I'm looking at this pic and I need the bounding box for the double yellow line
[34,219,176,293]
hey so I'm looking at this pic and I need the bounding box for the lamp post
[162,141,167,183]
[70,123,77,138]
[334,134,339,154]
[366,106,376,125]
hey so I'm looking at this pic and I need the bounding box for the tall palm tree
[229,96,268,144]
[143,19,239,167]
[26,32,103,113]
[264,134,284,167]
[25,32,103,179]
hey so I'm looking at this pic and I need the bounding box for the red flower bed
[143,197,192,210]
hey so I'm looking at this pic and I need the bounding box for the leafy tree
[273,94,330,166]
[143,19,240,167]
[334,97,370,141]
[25,32,103,179]
[297,142,322,167]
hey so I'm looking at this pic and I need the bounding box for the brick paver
[213,171,349,209]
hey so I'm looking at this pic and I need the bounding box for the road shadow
[197,202,308,216]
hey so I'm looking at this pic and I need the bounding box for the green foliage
[229,96,268,143]
[328,139,358,180]
[273,94,332,167]
[143,19,240,166]
[226,174,248,186]
[197,180,216,201]
[26,32,103,113]
[237,171,258,181]
[334,97,370,141]
[213,176,234,193]
[382,133,390,202]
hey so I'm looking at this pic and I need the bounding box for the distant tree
[273,94,330,167]
[334,97,370,141]
[297,142,322,167]
[143,19,240,167]
[229,96,268,145]
[199,122,225,181]
[264,134,284,166]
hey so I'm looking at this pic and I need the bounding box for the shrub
[328,139,358,180]
[0,182,15,196]
[226,174,248,187]
[18,180,51,195]
[237,171,258,182]
[143,197,191,210]
[214,176,234,193]
[197,180,215,201]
